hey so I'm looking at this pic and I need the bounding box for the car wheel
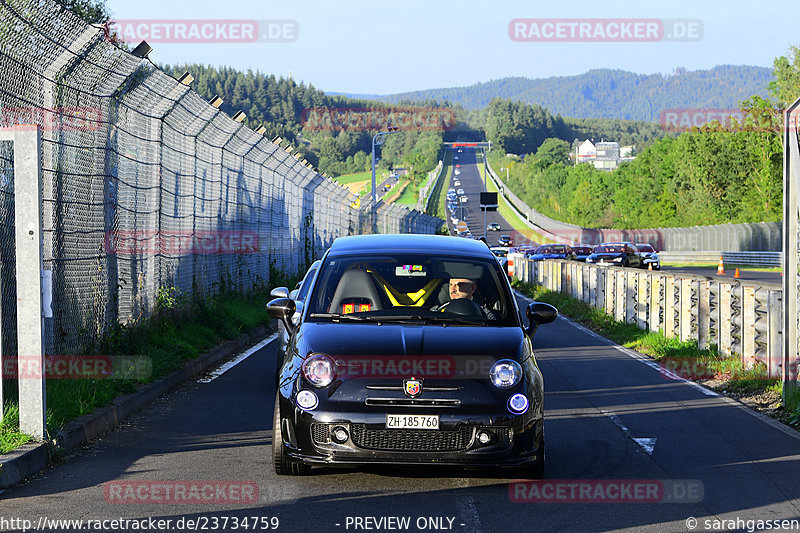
[272,393,310,476]
[622,260,629,268]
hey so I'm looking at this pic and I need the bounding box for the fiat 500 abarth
[267,234,556,477]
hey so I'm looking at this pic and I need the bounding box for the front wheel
[272,393,310,476]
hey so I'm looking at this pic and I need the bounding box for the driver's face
[449,278,475,300]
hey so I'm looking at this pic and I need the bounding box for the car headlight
[489,359,522,389]
[302,353,337,388]
[586,257,594,263]
[611,257,623,262]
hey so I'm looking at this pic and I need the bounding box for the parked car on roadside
[267,235,557,477]
[636,243,661,270]
[585,242,642,268]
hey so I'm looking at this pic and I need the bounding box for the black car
[525,244,576,261]
[571,246,594,262]
[498,234,513,247]
[267,234,556,477]
[585,242,642,268]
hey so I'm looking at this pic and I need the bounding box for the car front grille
[311,423,331,444]
[350,424,473,451]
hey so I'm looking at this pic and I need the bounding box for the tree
[59,0,110,24]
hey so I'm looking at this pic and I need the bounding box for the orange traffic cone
[734,268,740,278]
[716,256,725,275]
[648,263,653,271]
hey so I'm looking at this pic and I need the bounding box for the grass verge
[512,278,794,428]
[661,262,782,273]
[0,278,298,455]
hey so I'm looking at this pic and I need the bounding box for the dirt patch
[344,180,369,195]
[692,375,790,426]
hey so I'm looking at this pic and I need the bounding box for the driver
[432,278,496,319]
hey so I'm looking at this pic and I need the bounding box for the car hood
[589,253,625,259]
[296,321,527,360]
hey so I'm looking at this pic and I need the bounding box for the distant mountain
[340,66,773,122]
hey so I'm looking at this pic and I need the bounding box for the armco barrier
[512,255,784,378]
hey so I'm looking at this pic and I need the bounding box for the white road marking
[197,333,278,383]
[601,408,657,456]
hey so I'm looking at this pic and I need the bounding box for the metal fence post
[650,274,662,333]
[719,283,733,356]
[769,290,783,379]
[783,98,800,395]
[679,278,693,342]
[698,280,710,351]
[743,286,757,369]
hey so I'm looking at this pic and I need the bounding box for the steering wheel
[439,298,484,317]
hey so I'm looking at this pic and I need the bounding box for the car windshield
[307,254,516,325]
[637,244,655,252]
[595,244,624,253]
[574,247,592,254]
[534,245,565,254]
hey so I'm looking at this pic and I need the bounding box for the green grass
[394,178,421,205]
[0,280,297,454]
[333,170,374,185]
[0,404,32,455]
[430,150,453,220]
[512,278,778,394]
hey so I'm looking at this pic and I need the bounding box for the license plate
[386,414,439,430]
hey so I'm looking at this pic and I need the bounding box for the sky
[103,0,798,95]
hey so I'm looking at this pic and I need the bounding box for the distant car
[636,243,661,270]
[571,246,594,262]
[487,222,501,231]
[457,188,465,195]
[526,244,576,261]
[454,156,459,160]
[454,180,461,186]
[460,195,468,202]
[454,169,461,176]
[498,235,513,247]
[585,242,642,268]
[456,164,461,168]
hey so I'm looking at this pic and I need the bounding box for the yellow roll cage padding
[368,270,442,307]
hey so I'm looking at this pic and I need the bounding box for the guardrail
[422,159,445,214]
[511,255,784,378]
[659,251,783,268]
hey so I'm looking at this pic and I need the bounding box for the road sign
[480,192,498,211]
[456,220,468,233]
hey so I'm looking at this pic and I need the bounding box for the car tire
[272,393,310,476]
[622,260,629,268]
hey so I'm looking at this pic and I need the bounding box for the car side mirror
[526,301,558,337]
[270,286,290,299]
[267,297,297,334]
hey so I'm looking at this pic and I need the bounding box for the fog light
[332,426,349,444]
[477,431,491,445]
[508,393,529,414]
[296,390,318,411]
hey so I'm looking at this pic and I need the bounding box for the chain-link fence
[0,0,442,360]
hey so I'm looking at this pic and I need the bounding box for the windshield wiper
[423,315,489,325]
[308,313,368,321]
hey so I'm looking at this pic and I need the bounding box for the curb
[0,323,274,489]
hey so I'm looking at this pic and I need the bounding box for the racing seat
[329,270,383,314]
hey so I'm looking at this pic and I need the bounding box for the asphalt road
[4,295,800,532]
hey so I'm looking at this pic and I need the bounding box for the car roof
[327,234,495,258]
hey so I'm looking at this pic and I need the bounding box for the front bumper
[279,407,543,468]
